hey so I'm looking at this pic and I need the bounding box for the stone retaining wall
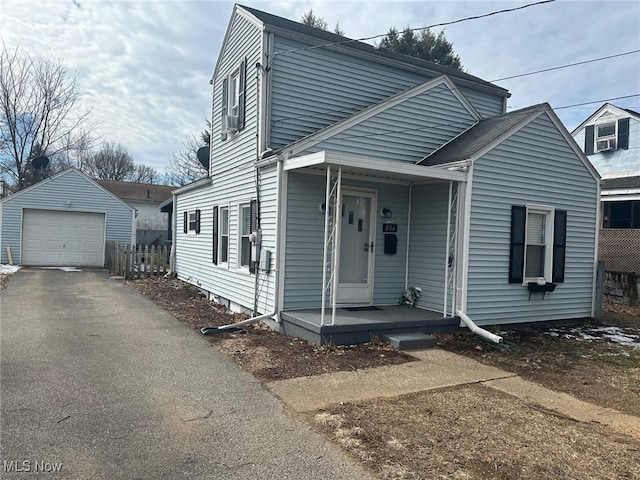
[603,272,640,306]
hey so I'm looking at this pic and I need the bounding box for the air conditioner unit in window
[596,138,616,152]
[223,114,238,133]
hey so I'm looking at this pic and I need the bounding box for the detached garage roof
[96,180,173,203]
[0,168,136,267]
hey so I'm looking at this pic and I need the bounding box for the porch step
[383,332,437,350]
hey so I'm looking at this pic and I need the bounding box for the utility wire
[492,50,640,82]
[273,0,556,57]
[271,51,640,125]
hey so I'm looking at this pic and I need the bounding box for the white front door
[337,191,376,304]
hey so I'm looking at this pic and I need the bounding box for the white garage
[0,168,135,266]
[22,210,106,266]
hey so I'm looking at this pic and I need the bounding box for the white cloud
[2,0,639,175]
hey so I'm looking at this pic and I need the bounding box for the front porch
[280,305,460,345]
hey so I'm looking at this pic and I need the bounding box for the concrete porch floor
[279,305,460,346]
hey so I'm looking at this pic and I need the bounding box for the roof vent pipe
[456,309,503,344]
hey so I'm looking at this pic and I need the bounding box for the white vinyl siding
[175,165,279,315]
[269,35,505,149]
[466,112,598,324]
[407,183,451,312]
[283,172,412,309]
[210,13,261,178]
[295,82,476,162]
[0,169,134,265]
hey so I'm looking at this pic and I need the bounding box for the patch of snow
[547,326,640,348]
[38,267,83,272]
[0,265,21,274]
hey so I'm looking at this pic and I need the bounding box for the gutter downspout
[168,192,177,275]
[201,311,276,334]
[202,154,283,335]
[456,309,503,344]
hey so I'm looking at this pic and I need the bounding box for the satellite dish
[31,156,50,170]
[196,146,210,169]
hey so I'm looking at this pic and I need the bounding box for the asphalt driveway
[0,269,369,479]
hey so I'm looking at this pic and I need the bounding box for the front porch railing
[321,165,342,326]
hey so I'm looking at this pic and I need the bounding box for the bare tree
[165,122,210,186]
[82,140,157,183]
[129,164,157,184]
[0,44,93,190]
[82,141,135,181]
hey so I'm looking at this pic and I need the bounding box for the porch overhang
[281,151,467,184]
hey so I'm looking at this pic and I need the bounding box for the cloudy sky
[3,0,639,179]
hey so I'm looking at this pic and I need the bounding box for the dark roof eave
[240,5,509,98]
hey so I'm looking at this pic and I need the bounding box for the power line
[273,0,556,57]
[492,50,640,82]
[271,48,640,125]
[554,94,640,110]
[290,95,640,144]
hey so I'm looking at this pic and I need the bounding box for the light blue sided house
[0,168,135,267]
[172,5,600,345]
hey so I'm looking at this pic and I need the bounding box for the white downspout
[168,193,177,275]
[456,309,503,344]
[404,184,412,290]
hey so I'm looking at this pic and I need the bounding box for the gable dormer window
[220,59,246,141]
[584,117,630,155]
[595,122,616,152]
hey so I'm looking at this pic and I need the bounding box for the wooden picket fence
[105,241,170,279]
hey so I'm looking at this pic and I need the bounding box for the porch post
[444,181,452,317]
[320,165,332,327]
[331,167,342,325]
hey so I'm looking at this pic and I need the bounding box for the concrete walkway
[1,270,369,480]
[266,348,640,440]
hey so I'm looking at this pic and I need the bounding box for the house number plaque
[382,223,398,233]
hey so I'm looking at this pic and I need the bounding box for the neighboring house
[97,180,174,245]
[572,103,640,227]
[572,105,640,278]
[172,5,599,345]
[0,168,135,267]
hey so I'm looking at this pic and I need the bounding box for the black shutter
[509,205,526,283]
[220,78,228,141]
[195,209,201,234]
[238,59,246,131]
[618,118,630,150]
[212,206,218,264]
[584,125,594,155]
[249,199,257,274]
[183,211,188,234]
[552,210,567,283]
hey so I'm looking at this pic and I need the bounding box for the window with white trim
[220,59,246,139]
[509,205,566,285]
[229,70,240,118]
[220,206,229,264]
[183,210,201,234]
[524,208,553,281]
[584,117,629,155]
[595,122,616,152]
[239,203,252,269]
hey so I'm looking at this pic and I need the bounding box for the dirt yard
[3,272,639,479]
[123,276,640,480]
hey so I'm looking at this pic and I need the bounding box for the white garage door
[22,209,106,267]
